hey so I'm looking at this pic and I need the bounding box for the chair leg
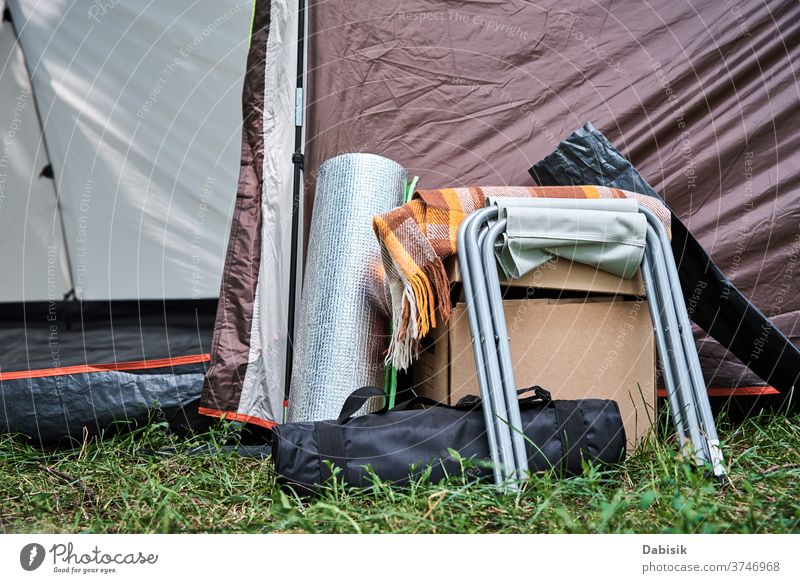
[641,250,689,448]
[457,210,504,485]
[644,235,706,462]
[464,212,518,487]
[641,208,725,479]
[639,207,725,480]
[481,218,530,480]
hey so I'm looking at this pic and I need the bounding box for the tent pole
[284,0,307,408]
[4,5,75,299]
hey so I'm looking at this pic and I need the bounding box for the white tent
[1,0,250,301]
[0,0,252,443]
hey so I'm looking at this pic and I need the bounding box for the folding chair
[457,198,726,488]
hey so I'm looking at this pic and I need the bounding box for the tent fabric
[530,124,800,396]
[200,0,298,428]
[0,0,71,302]
[206,0,799,430]
[301,0,798,394]
[4,0,250,300]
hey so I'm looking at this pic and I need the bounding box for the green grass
[1,412,798,533]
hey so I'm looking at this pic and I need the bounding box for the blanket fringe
[385,258,451,370]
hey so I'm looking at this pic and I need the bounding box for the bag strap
[455,385,552,409]
[316,420,346,483]
[337,384,552,424]
[338,386,455,424]
[552,400,587,474]
[518,385,552,404]
[322,387,446,483]
[318,388,386,482]
[337,386,386,424]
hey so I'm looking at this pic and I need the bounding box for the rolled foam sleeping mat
[287,153,406,422]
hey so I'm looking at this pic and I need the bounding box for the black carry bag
[272,386,626,493]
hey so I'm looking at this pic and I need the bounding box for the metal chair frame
[456,202,725,488]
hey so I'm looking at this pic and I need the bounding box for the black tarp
[0,300,216,444]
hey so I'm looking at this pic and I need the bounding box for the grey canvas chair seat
[489,197,646,280]
[457,197,725,489]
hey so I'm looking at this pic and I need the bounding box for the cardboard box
[413,257,656,450]
[445,254,646,297]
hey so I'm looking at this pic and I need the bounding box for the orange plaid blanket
[373,185,670,369]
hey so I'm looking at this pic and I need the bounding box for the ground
[1,411,798,534]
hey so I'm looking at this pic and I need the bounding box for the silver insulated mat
[288,153,406,422]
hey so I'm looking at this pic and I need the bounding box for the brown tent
[201,0,800,428]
